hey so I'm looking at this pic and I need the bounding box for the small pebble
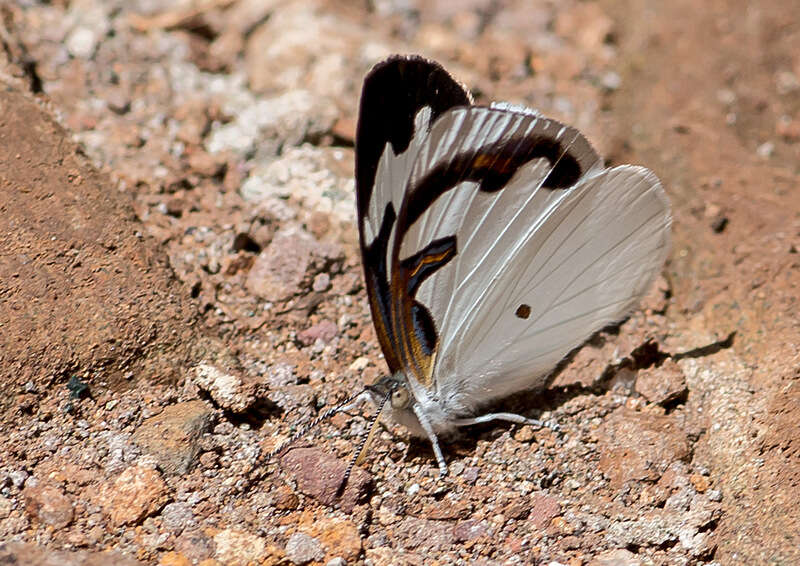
[285,532,324,565]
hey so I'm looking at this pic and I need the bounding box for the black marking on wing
[399,236,457,296]
[411,301,438,356]
[362,203,403,373]
[515,304,532,319]
[354,55,471,225]
[404,135,583,230]
[391,236,457,374]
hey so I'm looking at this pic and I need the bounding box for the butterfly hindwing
[430,164,670,411]
[388,105,670,407]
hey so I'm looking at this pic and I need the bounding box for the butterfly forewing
[355,55,470,374]
[355,56,470,222]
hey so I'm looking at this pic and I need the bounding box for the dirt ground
[1,0,798,564]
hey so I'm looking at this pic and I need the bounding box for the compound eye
[391,387,409,409]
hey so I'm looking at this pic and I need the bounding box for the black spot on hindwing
[515,304,531,319]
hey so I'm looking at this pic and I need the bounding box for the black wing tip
[355,54,473,218]
[365,54,451,81]
[360,54,473,107]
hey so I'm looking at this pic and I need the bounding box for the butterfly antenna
[338,388,391,494]
[267,389,369,462]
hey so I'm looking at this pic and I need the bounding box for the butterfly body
[346,55,672,476]
[365,374,445,438]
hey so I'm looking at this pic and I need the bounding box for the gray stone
[285,532,324,565]
[190,364,256,413]
[132,400,214,474]
[160,501,196,534]
[297,320,338,346]
[246,229,343,302]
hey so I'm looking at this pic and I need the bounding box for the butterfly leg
[412,404,449,477]
[452,412,546,428]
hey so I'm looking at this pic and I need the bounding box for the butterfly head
[366,374,411,411]
[365,372,454,441]
[367,374,418,425]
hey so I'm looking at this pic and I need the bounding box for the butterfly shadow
[415,327,735,466]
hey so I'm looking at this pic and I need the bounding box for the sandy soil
[0,0,798,564]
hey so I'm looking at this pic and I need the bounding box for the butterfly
[272,54,671,481]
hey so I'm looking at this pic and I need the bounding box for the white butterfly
[273,55,671,480]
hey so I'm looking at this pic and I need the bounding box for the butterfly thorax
[368,373,460,439]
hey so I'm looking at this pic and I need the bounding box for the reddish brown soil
[0,88,199,396]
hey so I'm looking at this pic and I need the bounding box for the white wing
[397,107,670,415]
[364,107,432,252]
